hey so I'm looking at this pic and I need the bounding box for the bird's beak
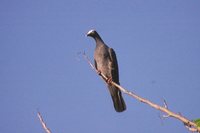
[86,30,94,37]
[85,32,90,37]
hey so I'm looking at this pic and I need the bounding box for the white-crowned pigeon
[87,29,126,112]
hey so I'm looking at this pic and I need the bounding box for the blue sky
[0,0,200,133]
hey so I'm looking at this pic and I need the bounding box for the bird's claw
[106,77,112,84]
[97,70,101,75]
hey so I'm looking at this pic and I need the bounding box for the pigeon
[86,29,126,112]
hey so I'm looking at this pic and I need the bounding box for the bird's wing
[108,48,119,84]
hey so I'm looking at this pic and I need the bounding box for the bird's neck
[94,34,104,44]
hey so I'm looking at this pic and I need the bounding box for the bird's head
[86,29,104,43]
[86,29,97,38]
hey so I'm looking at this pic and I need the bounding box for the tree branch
[37,112,52,133]
[83,53,200,133]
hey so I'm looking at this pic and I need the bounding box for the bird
[86,29,126,112]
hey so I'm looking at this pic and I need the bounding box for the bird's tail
[108,85,126,112]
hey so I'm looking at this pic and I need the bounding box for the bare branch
[37,112,52,133]
[83,53,200,133]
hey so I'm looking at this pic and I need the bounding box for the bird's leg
[106,77,113,85]
[97,70,101,75]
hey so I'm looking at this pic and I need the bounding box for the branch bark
[83,53,200,133]
[37,112,52,133]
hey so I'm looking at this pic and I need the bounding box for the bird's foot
[106,77,112,84]
[97,70,101,75]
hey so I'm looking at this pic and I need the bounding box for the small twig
[163,99,168,109]
[83,53,200,133]
[185,125,198,132]
[37,112,52,133]
[83,52,96,71]
[163,114,170,118]
[162,99,170,118]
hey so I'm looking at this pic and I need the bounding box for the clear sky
[0,0,200,133]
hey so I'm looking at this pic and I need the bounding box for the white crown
[87,29,95,35]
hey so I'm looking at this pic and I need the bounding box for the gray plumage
[87,29,126,112]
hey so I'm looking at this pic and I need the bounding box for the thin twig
[37,112,52,133]
[163,99,168,109]
[83,53,200,133]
